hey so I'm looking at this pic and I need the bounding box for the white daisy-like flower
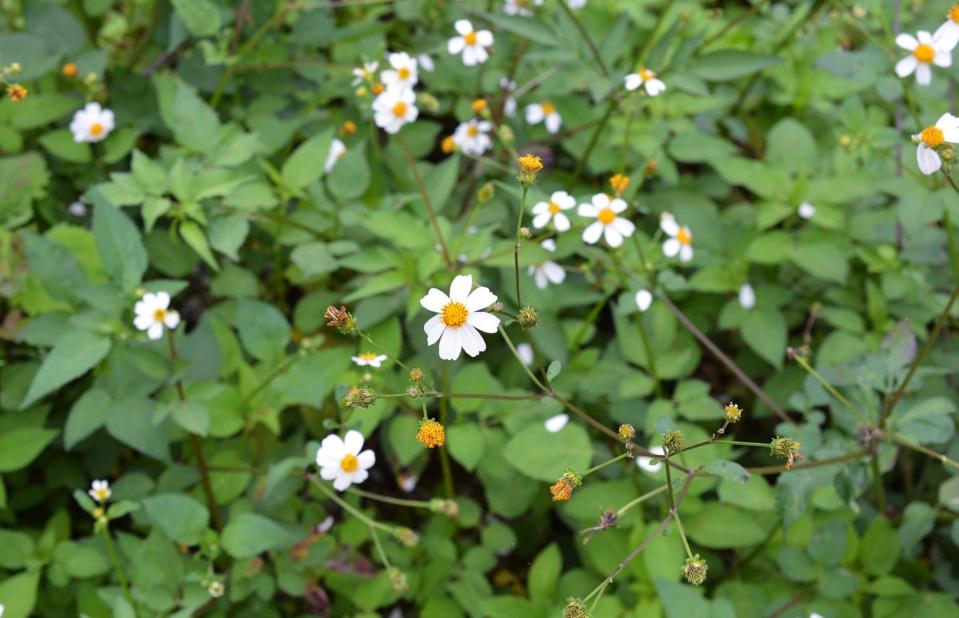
[417,54,435,72]
[452,118,493,155]
[352,352,388,368]
[381,52,418,91]
[935,5,959,51]
[578,193,635,248]
[399,472,419,492]
[315,430,376,491]
[567,0,587,7]
[70,102,115,143]
[133,291,181,341]
[624,67,666,96]
[809,614,824,618]
[504,0,543,16]
[528,239,566,289]
[421,275,500,361]
[797,201,816,219]
[500,77,518,117]
[738,283,756,310]
[895,31,951,86]
[208,581,225,598]
[352,61,378,86]
[88,479,111,503]
[372,87,418,134]
[324,138,346,173]
[635,289,653,312]
[660,213,693,262]
[531,190,576,231]
[544,413,569,433]
[525,102,562,134]
[516,342,534,366]
[68,200,87,217]
[913,113,959,175]
[448,19,494,66]
[636,446,666,473]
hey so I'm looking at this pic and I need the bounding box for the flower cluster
[370,52,420,134]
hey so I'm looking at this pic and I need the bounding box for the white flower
[448,19,494,66]
[88,479,111,503]
[895,31,951,86]
[738,283,756,310]
[935,6,959,52]
[324,138,346,173]
[420,274,500,361]
[417,54,435,72]
[809,614,824,618]
[399,473,419,492]
[528,239,565,289]
[207,581,225,598]
[504,0,543,16]
[624,67,666,96]
[531,190,576,231]
[0,603,4,617]
[568,0,587,7]
[316,429,376,491]
[544,413,569,433]
[133,291,181,340]
[660,213,693,262]
[797,201,816,219]
[68,200,87,217]
[636,446,666,473]
[526,102,562,133]
[70,102,114,143]
[352,352,388,368]
[452,118,493,155]
[352,61,378,86]
[516,342,534,366]
[635,289,653,312]
[913,113,959,175]
[500,77,517,117]
[372,87,418,134]
[578,193,635,248]
[317,515,335,533]
[381,52,418,91]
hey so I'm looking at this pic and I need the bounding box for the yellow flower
[416,419,446,448]
[7,84,27,103]
[471,98,488,113]
[62,62,78,77]
[609,173,629,196]
[341,120,357,135]
[517,153,543,185]
[723,402,742,423]
[441,135,455,154]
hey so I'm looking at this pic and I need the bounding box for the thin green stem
[397,133,454,269]
[881,430,959,471]
[101,526,134,608]
[570,289,614,350]
[514,185,529,308]
[500,325,549,391]
[557,0,609,77]
[616,484,668,517]
[310,474,396,532]
[870,452,887,512]
[609,251,662,397]
[347,487,432,509]
[746,451,866,475]
[670,439,770,457]
[210,3,287,108]
[792,355,870,426]
[368,524,392,569]
[572,99,617,184]
[435,382,454,500]
[241,352,305,404]
[583,453,629,477]
[672,510,693,558]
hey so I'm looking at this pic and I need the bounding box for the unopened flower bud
[519,226,532,239]
[723,402,742,423]
[663,430,684,454]
[518,306,539,329]
[355,86,369,97]
[943,145,956,161]
[618,423,635,441]
[371,82,385,95]
[644,158,658,177]
[207,580,225,598]
[394,527,419,547]
[388,567,409,594]
[498,125,514,143]
[683,555,708,586]
[471,98,489,116]
[838,134,852,147]
[62,62,78,77]
[429,498,459,518]
[418,92,439,113]
[491,301,504,313]
[8,62,21,73]
[409,368,424,382]
[441,135,455,153]
[344,387,376,409]
[477,182,495,203]
[341,120,357,135]
[609,173,629,197]
[407,387,420,398]
[563,598,589,618]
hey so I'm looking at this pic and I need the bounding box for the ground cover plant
[1,0,959,616]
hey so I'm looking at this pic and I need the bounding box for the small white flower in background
[352,61,378,86]
[324,138,346,173]
[448,19,494,66]
[70,102,114,143]
[500,77,518,117]
[316,430,376,491]
[372,87,418,134]
[797,201,816,219]
[381,52,418,91]
[417,53,435,72]
[526,101,562,134]
[452,118,493,155]
[531,190,576,231]
[88,479,111,503]
[420,274,500,361]
[895,31,951,86]
[399,472,419,492]
[624,67,666,97]
[913,113,959,175]
[352,352,388,368]
[133,291,181,340]
[935,6,959,51]
[809,614,824,618]
[637,446,666,473]
[516,342,534,366]
[568,0,587,7]
[68,200,87,217]
[528,239,566,289]
[544,413,569,433]
[738,283,756,310]
[207,581,225,598]
[635,289,653,312]
[504,0,543,16]
[317,515,335,533]
[660,212,693,262]
[579,193,635,248]
[0,603,4,617]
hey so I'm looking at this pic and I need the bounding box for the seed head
[393,527,419,547]
[344,387,376,409]
[549,470,582,502]
[723,402,742,424]
[416,419,446,448]
[662,430,684,454]
[409,367,424,382]
[683,555,708,586]
[770,437,804,470]
[563,598,590,618]
[518,306,539,329]
[388,567,409,595]
[618,423,635,441]
[7,84,27,102]
[324,305,357,334]
[418,92,439,112]
[429,498,459,518]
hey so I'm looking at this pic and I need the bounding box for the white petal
[448,37,465,54]
[613,217,635,237]
[582,221,604,244]
[146,323,164,340]
[553,213,571,232]
[516,343,534,366]
[604,225,623,248]
[798,202,816,219]
[459,324,486,357]
[343,430,364,454]
[660,215,679,236]
[531,201,549,215]
[532,212,552,228]
[738,283,756,309]
[543,262,565,284]
[319,465,339,480]
[545,113,562,133]
[349,469,369,486]
[163,310,181,329]
[935,49,952,67]
[645,79,666,96]
[357,449,376,470]
[591,193,610,209]
[896,33,918,50]
[635,289,653,311]
[420,288,451,312]
[438,327,462,360]
[916,62,932,85]
[918,31,933,45]
[541,238,557,252]
[332,473,352,491]
[454,19,473,35]
[609,198,628,213]
[895,55,918,77]
[624,73,642,90]
[917,144,942,174]
[466,286,497,311]
[534,268,548,289]
[577,203,598,217]
[133,314,154,331]
[680,244,694,262]
[424,315,445,346]
[555,192,576,209]
[663,238,681,257]
[154,292,171,309]
[544,414,569,433]
[462,45,478,66]
[476,30,493,47]
[526,104,545,124]
[467,311,500,333]
[449,274,473,302]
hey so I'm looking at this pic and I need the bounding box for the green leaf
[691,50,782,81]
[0,427,58,472]
[290,242,338,277]
[92,200,148,292]
[765,117,817,176]
[20,231,88,303]
[282,128,334,190]
[791,242,847,283]
[208,213,249,261]
[166,400,211,437]
[327,144,371,200]
[20,329,111,409]
[0,571,40,618]
[234,298,291,362]
[142,494,210,545]
[739,308,786,368]
[180,220,219,270]
[105,397,170,461]
[685,503,773,548]
[704,459,750,483]
[39,129,91,163]
[64,388,111,449]
[861,517,901,576]
[221,513,299,558]
[170,0,221,37]
[501,422,592,483]
[893,397,957,445]
[168,79,221,153]
[0,153,48,228]
[479,12,558,46]
[527,543,561,604]
[447,424,485,471]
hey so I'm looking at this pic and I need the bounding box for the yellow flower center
[464,31,478,46]
[90,122,104,136]
[598,208,617,224]
[392,102,408,118]
[416,419,446,448]
[467,125,479,137]
[340,454,359,472]
[398,67,411,80]
[372,83,385,94]
[440,302,468,328]
[153,308,167,323]
[548,201,561,214]
[921,125,945,147]
[94,489,109,501]
[639,68,655,80]
[541,102,555,115]
[913,43,935,63]
[677,227,692,245]
[950,4,959,23]
[359,352,378,361]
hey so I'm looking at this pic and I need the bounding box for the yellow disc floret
[340,454,359,472]
[441,302,468,328]
[921,125,945,147]
[416,419,446,448]
[913,43,935,63]
[598,208,617,224]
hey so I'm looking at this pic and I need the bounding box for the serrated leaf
[20,329,111,409]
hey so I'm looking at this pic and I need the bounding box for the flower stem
[499,325,548,391]
[396,133,454,269]
[347,487,432,509]
[101,526,134,609]
[881,430,959,471]
[583,452,629,477]
[309,474,396,533]
[514,185,529,308]
[437,373,454,499]
[615,484,668,518]
[557,0,609,76]
[572,99,617,184]
[792,354,869,425]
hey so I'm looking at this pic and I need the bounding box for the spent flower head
[517,153,544,186]
[344,387,376,409]
[324,305,357,334]
[429,497,460,518]
[663,430,684,454]
[7,84,26,102]
[549,470,582,502]
[683,555,708,586]
[723,402,743,423]
[518,306,539,329]
[770,436,804,470]
[394,527,420,547]
[563,598,590,618]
